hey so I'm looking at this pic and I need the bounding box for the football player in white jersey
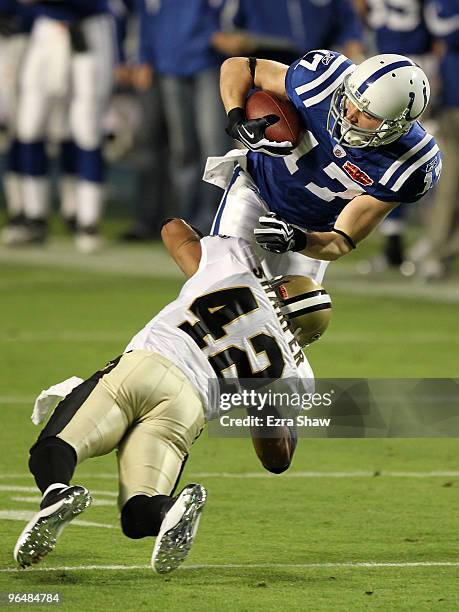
[13,218,330,574]
[206,51,441,283]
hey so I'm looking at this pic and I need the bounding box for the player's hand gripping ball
[226,91,303,157]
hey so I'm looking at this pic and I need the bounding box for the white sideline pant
[17,14,115,147]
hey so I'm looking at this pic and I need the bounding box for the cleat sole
[14,487,91,568]
[153,484,207,575]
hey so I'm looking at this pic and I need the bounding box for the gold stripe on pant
[57,350,205,508]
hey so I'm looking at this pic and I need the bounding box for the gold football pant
[53,350,205,508]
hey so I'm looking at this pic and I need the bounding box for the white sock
[3,172,23,217]
[59,175,77,219]
[76,180,105,228]
[22,176,50,220]
[42,483,68,499]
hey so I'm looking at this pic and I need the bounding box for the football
[245,90,304,147]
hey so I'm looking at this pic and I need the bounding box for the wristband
[248,57,257,84]
[189,224,204,239]
[227,107,245,126]
[292,226,308,252]
[160,217,176,229]
[332,228,356,250]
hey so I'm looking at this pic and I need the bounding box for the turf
[0,244,458,611]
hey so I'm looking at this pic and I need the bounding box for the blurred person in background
[9,0,116,252]
[135,0,230,234]
[213,0,365,64]
[353,0,438,275]
[420,0,459,279]
[0,0,35,245]
[113,0,172,242]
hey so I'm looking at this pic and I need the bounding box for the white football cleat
[75,229,104,254]
[152,484,207,574]
[13,485,91,568]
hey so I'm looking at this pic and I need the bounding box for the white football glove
[254,213,307,253]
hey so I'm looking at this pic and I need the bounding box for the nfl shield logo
[333,145,346,158]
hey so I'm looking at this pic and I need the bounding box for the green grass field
[0,236,458,611]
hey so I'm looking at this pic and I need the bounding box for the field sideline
[0,237,458,611]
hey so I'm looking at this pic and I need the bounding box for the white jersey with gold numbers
[125,236,314,420]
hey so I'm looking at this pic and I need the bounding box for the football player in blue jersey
[205,50,441,283]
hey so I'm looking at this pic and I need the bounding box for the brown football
[245,90,304,147]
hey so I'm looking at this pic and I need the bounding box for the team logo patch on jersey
[425,157,439,173]
[321,51,335,65]
[333,145,346,158]
[342,161,374,186]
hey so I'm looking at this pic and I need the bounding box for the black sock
[121,494,174,539]
[29,437,77,494]
[384,234,404,266]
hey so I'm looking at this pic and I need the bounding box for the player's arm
[221,57,293,156]
[160,218,202,279]
[300,195,400,260]
[255,195,400,261]
[220,56,288,112]
[248,405,297,474]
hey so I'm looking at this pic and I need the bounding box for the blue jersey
[226,0,362,52]
[246,50,441,231]
[367,0,432,55]
[425,0,459,107]
[0,0,35,33]
[31,1,109,22]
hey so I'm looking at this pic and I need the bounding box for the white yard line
[1,561,459,573]
[11,496,116,507]
[0,397,34,404]
[0,472,458,484]
[0,485,118,497]
[190,470,459,478]
[0,240,458,302]
[0,332,126,343]
[0,510,115,529]
[0,332,458,344]
[0,241,181,279]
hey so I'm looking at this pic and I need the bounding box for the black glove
[226,107,293,157]
[254,213,307,253]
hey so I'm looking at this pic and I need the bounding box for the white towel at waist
[31,376,84,426]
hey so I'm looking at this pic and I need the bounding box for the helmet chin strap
[340,120,373,147]
[342,129,368,147]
